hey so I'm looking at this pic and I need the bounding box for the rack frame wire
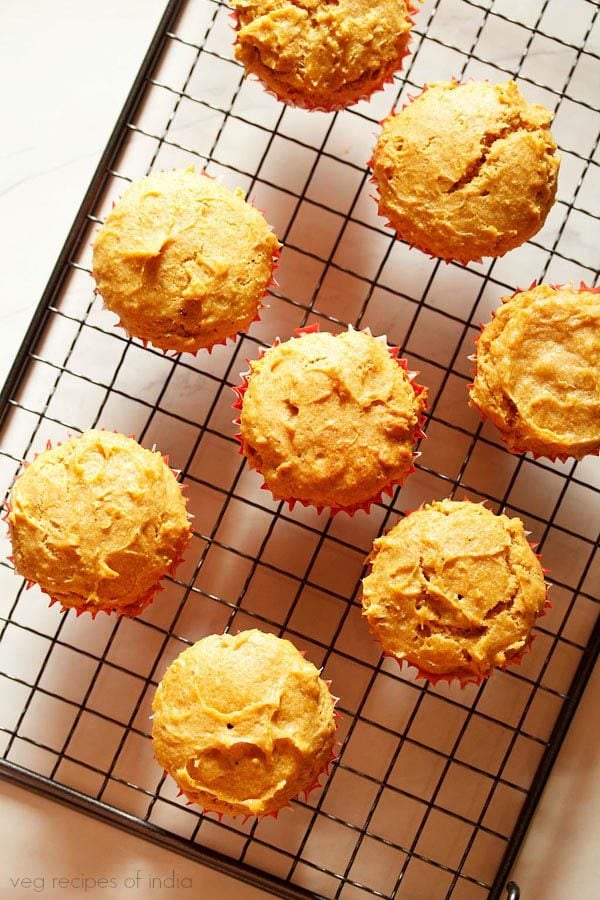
[0,1,598,898]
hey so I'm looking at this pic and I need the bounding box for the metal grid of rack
[0,0,598,897]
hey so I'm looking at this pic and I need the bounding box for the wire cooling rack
[1,0,599,898]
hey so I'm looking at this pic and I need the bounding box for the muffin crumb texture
[93,167,279,353]
[232,0,414,109]
[470,283,600,460]
[238,328,428,511]
[7,430,190,617]
[152,630,337,816]
[371,80,559,263]
[362,499,547,682]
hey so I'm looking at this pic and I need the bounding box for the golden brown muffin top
[93,167,279,354]
[371,80,559,263]
[239,329,428,510]
[469,284,600,460]
[152,630,336,816]
[8,430,190,616]
[232,0,414,109]
[362,500,547,681]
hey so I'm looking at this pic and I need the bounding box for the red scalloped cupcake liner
[160,674,341,821]
[2,433,192,621]
[110,239,281,358]
[383,616,547,689]
[366,502,552,688]
[229,2,418,113]
[232,323,428,517]
[384,653,483,689]
[468,281,600,463]
[383,597,552,689]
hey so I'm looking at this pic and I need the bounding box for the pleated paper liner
[228,1,419,113]
[383,611,552,690]
[100,246,281,357]
[2,432,192,620]
[468,281,600,463]
[232,323,428,517]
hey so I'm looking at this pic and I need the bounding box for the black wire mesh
[0,0,599,898]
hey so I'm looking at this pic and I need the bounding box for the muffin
[235,326,428,514]
[362,499,547,684]
[231,0,416,111]
[152,630,337,816]
[93,167,280,353]
[469,283,600,461]
[6,430,191,618]
[370,80,560,263]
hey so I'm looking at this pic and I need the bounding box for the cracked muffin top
[238,328,428,512]
[469,283,600,461]
[370,80,559,263]
[152,630,337,816]
[7,430,191,618]
[361,499,547,683]
[93,167,280,354]
[231,0,415,110]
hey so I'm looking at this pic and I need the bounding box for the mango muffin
[235,326,428,514]
[6,430,191,618]
[362,500,547,684]
[370,80,560,263]
[152,630,337,816]
[231,0,416,111]
[469,283,600,461]
[93,167,280,353]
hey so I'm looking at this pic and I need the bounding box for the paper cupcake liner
[384,598,552,689]
[366,503,551,688]
[229,4,417,113]
[468,281,600,462]
[2,433,192,620]
[383,621,546,689]
[110,240,281,357]
[384,653,484,689]
[232,323,428,517]
[161,673,341,821]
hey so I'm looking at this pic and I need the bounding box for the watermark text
[7,870,192,893]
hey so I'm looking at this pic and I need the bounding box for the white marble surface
[0,1,598,899]
[0,0,164,388]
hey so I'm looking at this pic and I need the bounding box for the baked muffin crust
[238,329,428,510]
[93,167,279,353]
[8,430,190,616]
[371,80,559,263]
[469,284,600,460]
[232,0,414,110]
[362,500,547,682]
[152,630,336,816]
